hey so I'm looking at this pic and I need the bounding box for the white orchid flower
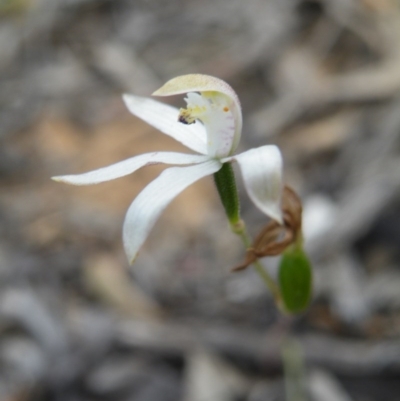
[53,74,283,264]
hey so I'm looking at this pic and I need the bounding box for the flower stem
[232,220,281,303]
[213,162,281,302]
[282,337,307,401]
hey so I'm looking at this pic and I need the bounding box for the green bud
[278,245,312,314]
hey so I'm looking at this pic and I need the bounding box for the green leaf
[278,246,312,314]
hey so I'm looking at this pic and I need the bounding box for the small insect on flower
[52,74,283,264]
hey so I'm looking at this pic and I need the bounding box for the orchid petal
[153,74,242,153]
[224,145,283,223]
[123,160,221,263]
[52,152,209,185]
[123,94,207,155]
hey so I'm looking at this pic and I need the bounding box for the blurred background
[1,0,400,400]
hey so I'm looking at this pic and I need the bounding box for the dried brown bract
[233,186,303,271]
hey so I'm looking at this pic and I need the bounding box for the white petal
[123,160,221,264]
[225,145,283,223]
[52,152,209,185]
[123,94,207,155]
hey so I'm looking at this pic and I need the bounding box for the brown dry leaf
[84,253,164,319]
[362,0,396,13]
[34,117,85,162]
[233,186,303,271]
[280,112,359,160]
[25,213,63,247]
[184,350,249,401]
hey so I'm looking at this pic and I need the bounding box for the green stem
[233,220,281,303]
[282,337,307,401]
[213,162,281,302]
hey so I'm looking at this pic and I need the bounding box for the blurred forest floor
[1,0,400,400]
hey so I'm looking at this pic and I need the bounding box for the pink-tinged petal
[153,74,242,154]
[123,160,221,264]
[225,145,283,223]
[52,152,209,185]
[123,94,207,154]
